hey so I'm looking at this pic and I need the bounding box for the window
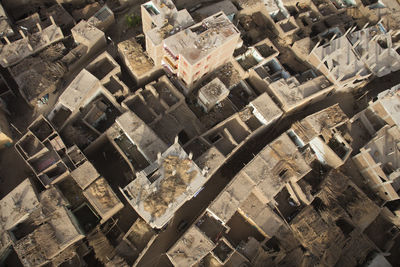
[207,55,211,60]
[204,65,209,69]
[195,71,200,76]
[182,70,187,77]
[196,62,202,68]
[183,60,188,67]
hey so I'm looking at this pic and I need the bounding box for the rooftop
[57,69,101,112]
[146,9,194,45]
[10,43,67,103]
[114,111,167,163]
[194,0,238,20]
[198,78,230,106]
[208,132,311,224]
[124,217,155,251]
[143,0,178,27]
[9,186,84,266]
[373,84,400,127]
[0,22,63,67]
[71,20,105,45]
[70,161,100,189]
[122,142,206,228]
[0,179,39,231]
[249,92,283,125]
[290,103,348,144]
[234,0,264,8]
[83,177,124,223]
[163,12,240,64]
[118,38,155,77]
[167,225,215,266]
[14,205,84,266]
[269,74,332,109]
[291,170,381,265]
[201,61,242,89]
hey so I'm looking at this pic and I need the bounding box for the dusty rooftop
[163,12,240,64]
[290,170,381,266]
[70,161,99,189]
[290,103,348,144]
[57,69,100,111]
[234,0,264,8]
[123,142,206,228]
[249,92,283,124]
[208,132,311,224]
[118,38,155,77]
[10,44,67,102]
[198,78,229,104]
[0,179,39,231]
[0,23,63,68]
[167,225,215,266]
[146,9,194,45]
[71,20,104,44]
[83,177,124,222]
[143,0,178,27]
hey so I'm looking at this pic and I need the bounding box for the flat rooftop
[195,0,238,19]
[118,38,155,77]
[249,92,283,124]
[70,161,99,189]
[163,12,240,64]
[290,103,348,144]
[14,205,84,266]
[0,179,39,231]
[269,74,332,109]
[57,69,101,111]
[198,77,229,105]
[83,177,124,223]
[147,9,194,45]
[374,85,400,126]
[122,142,206,228]
[71,20,104,44]
[167,225,215,266]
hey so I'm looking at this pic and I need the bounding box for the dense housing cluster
[0,0,399,266]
